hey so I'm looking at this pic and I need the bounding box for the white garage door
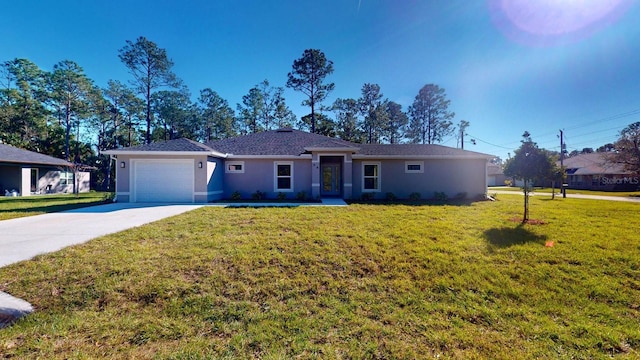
[132,159,194,203]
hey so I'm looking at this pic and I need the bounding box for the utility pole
[560,129,566,198]
[461,128,464,150]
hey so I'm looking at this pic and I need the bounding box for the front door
[321,163,341,196]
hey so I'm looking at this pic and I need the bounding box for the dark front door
[321,163,341,196]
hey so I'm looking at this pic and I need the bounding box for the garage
[131,159,194,202]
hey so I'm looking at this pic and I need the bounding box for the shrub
[385,192,397,201]
[230,191,241,200]
[453,192,467,200]
[409,192,421,201]
[361,192,375,201]
[251,190,266,200]
[277,192,287,200]
[504,179,513,187]
[296,191,307,201]
[434,191,448,202]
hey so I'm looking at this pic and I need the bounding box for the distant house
[487,163,507,186]
[0,144,90,196]
[562,152,639,191]
[103,129,494,203]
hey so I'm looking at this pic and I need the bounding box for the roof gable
[562,152,627,175]
[0,144,72,167]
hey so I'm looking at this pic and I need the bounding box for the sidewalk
[489,189,640,203]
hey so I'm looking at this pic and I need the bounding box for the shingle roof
[105,130,495,159]
[109,138,215,152]
[207,129,359,156]
[562,152,627,175]
[357,143,493,158]
[0,144,72,167]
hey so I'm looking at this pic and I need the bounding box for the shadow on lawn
[483,225,547,251]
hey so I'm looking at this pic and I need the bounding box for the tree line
[0,37,465,190]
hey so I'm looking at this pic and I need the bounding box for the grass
[0,192,112,220]
[0,195,639,359]
[490,186,640,197]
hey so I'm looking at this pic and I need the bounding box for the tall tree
[504,132,555,222]
[151,88,196,141]
[408,84,455,144]
[286,49,334,134]
[384,101,408,144]
[48,60,93,162]
[358,83,388,144]
[198,88,237,141]
[332,98,365,143]
[300,112,335,137]
[606,122,640,173]
[237,86,264,134]
[118,36,181,144]
[0,59,49,150]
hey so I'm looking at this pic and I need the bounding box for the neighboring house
[487,163,507,186]
[102,129,494,203]
[0,144,91,196]
[562,152,639,191]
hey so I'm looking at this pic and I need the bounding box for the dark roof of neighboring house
[561,152,627,175]
[207,129,359,156]
[0,144,72,167]
[487,163,504,176]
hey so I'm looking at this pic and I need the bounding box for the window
[226,161,245,173]
[274,161,293,192]
[60,171,73,185]
[362,162,381,192]
[405,161,424,173]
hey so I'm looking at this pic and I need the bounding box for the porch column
[311,153,320,199]
[343,154,353,199]
[21,167,31,196]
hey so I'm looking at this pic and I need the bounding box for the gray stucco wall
[352,158,487,200]
[0,165,88,195]
[223,158,312,200]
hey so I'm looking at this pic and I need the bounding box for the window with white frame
[362,162,381,192]
[405,161,424,173]
[60,171,73,185]
[274,161,293,191]
[226,161,245,173]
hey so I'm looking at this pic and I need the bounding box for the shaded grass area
[0,195,639,358]
[0,192,112,220]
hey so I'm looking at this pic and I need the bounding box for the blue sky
[2,0,639,160]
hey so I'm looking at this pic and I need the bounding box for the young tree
[198,88,237,141]
[606,122,640,173]
[504,132,555,222]
[332,98,365,143]
[408,84,455,144]
[118,36,181,144]
[384,101,408,144]
[286,49,334,134]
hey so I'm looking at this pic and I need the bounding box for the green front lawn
[490,186,640,197]
[0,195,638,358]
[0,192,112,221]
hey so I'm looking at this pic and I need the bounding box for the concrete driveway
[0,202,203,327]
[0,202,204,268]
